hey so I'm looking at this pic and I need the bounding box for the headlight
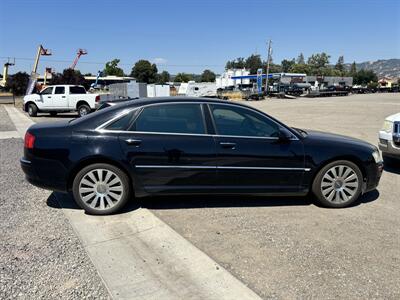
[382,120,393,133]
[372,150,382,163]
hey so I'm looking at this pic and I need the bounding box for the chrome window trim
[135,165,311,171]
[95,100,299,141]
[96,128,285,140]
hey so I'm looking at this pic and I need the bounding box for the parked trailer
[305,90,350,98]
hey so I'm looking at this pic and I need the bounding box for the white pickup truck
[23,85,102,117]
[378,113,400,162]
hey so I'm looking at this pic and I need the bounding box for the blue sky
[1,0,399,75]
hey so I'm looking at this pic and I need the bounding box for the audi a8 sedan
[21,97,383,215]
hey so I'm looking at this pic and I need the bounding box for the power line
[0,56,224,68]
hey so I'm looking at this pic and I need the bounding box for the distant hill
[345,59,400,78]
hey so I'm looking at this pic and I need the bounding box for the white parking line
[0,130,20,139]
[4,105,261,300]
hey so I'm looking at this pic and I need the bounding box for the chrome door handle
[125,139,142,146]
[219,142,236,149]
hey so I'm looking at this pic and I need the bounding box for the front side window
[41,87,53,95]
[210,104,279,137]
[69,86,86,94]
[54,86,65,94]
[133,104,205,134]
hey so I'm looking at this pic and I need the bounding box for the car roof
[116,96,252,109]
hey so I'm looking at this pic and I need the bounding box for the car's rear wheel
[78,104,90,117]
[312,160,363,208]
[28,104,38,117]
[72,163,131,215]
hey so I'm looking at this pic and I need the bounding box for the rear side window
[133,104,205,134]
[54,86,65,94]
[105,110,137,131]
[69,86,86,94]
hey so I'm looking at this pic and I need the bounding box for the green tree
[335,56,346,75]
[350,61,357,76]
[281,59,295,72]
[297,53,305,64]
[174,73,193,83]
[104,59,124,77]
[131,60,158,83]
[50,69,87,88]
[307,52,330,75]
[225,57,245,70]
[289,63,310,74]
[353,69,378,85]
[5,72,29,96]
[245,54,263,74]
[157,71,170,84]
[200,69,216,82]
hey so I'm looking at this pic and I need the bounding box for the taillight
[95,95,100,102]
[24,132,35,149]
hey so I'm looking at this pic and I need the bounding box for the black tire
[77,104,90,117]
[312,160,363,208]
[50,111,57,117]
[72,163,131,215]
[28,103,38,117]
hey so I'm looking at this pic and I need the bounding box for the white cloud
[152,57,168,65]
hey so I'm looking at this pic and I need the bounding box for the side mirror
[278,127,292,141]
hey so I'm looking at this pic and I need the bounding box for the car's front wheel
[312,160,363,208]
[72,163,131,215]
[27,103,38,117]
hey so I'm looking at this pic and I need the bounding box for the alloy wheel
[79,107,88,116]
[320,165,359,203]
[78,168,124,211]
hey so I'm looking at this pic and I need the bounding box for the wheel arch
[67,156,135,192]
[25,101,37,111]
[76,100,90,110]
[310,155,367,186]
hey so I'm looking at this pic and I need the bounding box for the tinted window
[106,110,136,131]
[69,86,86,94]
[134,104,205,134]
[54,86,65,94]
[210,104,279,137]
[41,87,53,95]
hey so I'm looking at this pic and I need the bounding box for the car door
[208,103,306,194]
[39,86,54,108]
[115,103,217,194]
[52,86,68,108]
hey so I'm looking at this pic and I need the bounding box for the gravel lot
[145,93,400,299]
[0,105,16,131]
[0,137,109,299]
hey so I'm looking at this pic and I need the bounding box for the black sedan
[21,97,383,215]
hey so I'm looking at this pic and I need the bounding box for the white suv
[379,113,400,161]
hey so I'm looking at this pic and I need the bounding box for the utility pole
[265,39,272,96]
